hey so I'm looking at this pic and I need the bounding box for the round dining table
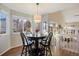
[28,36,46,56]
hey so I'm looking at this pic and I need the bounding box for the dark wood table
[28,36,46,56]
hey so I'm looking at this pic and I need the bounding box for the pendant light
[34,3,41,23]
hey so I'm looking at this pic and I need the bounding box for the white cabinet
[59,35,79,53]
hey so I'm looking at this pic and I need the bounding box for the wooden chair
[20,32,33,56]
[40,32,53,56]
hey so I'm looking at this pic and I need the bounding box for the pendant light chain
[36,3,39,16]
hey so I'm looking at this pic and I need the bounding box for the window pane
[18,18,23,31]
[0,12,6,34]
[13,16,20,32]
[43,21,47,32]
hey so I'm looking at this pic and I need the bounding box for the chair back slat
[48,32,53,45]
[45,32,53,45]
[20,32,28,45]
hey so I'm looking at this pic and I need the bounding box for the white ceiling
[2,3,79,15]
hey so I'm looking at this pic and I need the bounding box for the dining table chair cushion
[24,39,33,45]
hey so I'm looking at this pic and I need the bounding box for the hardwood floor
[2,46,22,56]
[51,47,79,56]
[1,46,79,56]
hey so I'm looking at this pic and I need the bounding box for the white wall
[0,4,11,55]
[10,10,33,48]
[62,6,79,23]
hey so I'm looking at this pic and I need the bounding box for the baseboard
[0,48,11,56]
[0,44,22,56]
[11,44,22,49]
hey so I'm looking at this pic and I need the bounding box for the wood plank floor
[1,46,79,56]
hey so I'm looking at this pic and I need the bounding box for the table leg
[35,39,39,55]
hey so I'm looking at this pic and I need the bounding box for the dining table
[27,35,46,56]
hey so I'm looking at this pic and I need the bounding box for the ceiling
[2,3,79,15]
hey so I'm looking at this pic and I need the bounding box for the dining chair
[40,32,53,56]
[25,32,33,36]
[20,32,34,56]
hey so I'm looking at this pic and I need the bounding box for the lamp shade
[34,15,41,23]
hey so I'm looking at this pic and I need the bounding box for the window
[12,15,31,33]
[43,21,47,32]
[42,21,48,36]
[12,16,21,32]
[13,16,25,32]
[0,12,6,34]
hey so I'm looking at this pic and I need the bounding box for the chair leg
[48,46,52,56]
[46,47,47,56]
[30,46,32,56]
[25,47,27,56]
[21,46,24,56]
[44,47,46,56]
[42,46,44,56]
[28,46,31,56]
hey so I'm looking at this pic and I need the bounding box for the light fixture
[34,3,41,23]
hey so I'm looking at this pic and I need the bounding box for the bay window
[12,15,31,33]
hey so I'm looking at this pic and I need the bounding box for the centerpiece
[35,28,40,37]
